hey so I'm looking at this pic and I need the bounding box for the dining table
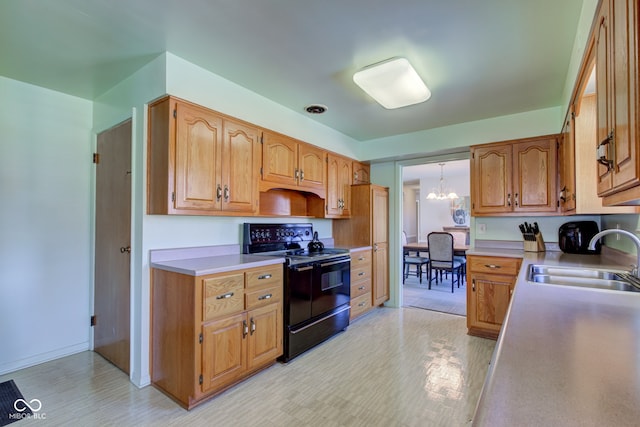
[403,242,469,256]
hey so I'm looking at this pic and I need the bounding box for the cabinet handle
[507,193,511,206]
[258,274,272,280]
[484,264,501,269]
[358,286,366,290]
[597,129,615,171]
[358,302,366,307]
[250,318,256,335]
[358,257,365,261]
[374,243,378,252]
[300,170,305,181]
[243,320,248,338]
[514,193,519,207]
[258,293,273,300]
[358,272,365,276]
[216,292,234,300]
[559,186,567,202]
[295,168,300,181]
[472,279,475,292]
[216,185,222,201]
[223,185,230,201]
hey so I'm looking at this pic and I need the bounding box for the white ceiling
[0,0,584,142]
[403,159,470,185]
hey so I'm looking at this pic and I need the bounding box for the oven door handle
[291,265,314,272]
[319,259,350,268]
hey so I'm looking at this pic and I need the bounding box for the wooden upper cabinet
[352,161,370,184]
[174,101,223,211]
[513,137,558,213]
[147,96,260,216]
[559,110,577,213]
[471,144,513,215]
[471,134,558,216]
[222,119,261,213]
[326,153,352,218]
[261,130,326,198]
[595,0,640,204]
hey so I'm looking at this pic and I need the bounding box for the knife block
[523,232,545,252]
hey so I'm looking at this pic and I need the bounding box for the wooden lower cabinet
[151,264,283,409]
[466,255,522,340]
[349,248,372,320]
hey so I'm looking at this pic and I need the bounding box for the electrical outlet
[477,223,487,234]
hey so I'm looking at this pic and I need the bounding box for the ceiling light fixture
[353,57,431,109]
[427,163,459,200]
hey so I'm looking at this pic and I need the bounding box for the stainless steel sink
[528,264,640,293]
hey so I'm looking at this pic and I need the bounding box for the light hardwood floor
[2,307,495,427]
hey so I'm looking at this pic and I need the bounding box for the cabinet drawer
[203,274,245,321]
[245,285,282,310]
[351,250,372,268]
[351,279,371,298]
[351,265,371,283]
[468,256,522,276]
[246,265,283,289]
[351,293,372,318]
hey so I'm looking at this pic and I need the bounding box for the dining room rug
[0,380,31,426]
[402,275,466,316]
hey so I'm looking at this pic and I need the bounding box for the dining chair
[427,232,463,292]
[402,231,429,284]
[450,231,467,283]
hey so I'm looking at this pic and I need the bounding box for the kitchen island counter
[472,250,640,426]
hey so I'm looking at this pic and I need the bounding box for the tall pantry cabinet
[334,184,389,309]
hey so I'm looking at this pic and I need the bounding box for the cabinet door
[559,111,576,212]
[471,144,513,214]
[326,154,352,217]
[298,143,326,191]
[610,0,639,191]
[174,102,223,211]
[339,158,352,217]
[247,303,282,370]
[222,119,260,213]
[201,313,247,393]
[352,161,370,184]
[326,154,342,216]
[372,242,389,306]
[261,131,298,186]
[372,186,389,306]
[467,272,514,337]
[513,137,558,213]
[596,2,614,195]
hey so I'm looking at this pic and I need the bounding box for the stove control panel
[243,223,313,247]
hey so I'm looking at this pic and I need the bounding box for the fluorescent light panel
[353,57,431,109]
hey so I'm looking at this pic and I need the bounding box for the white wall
[0,76,93,374]
[418,173,470,241]
[402,186,418,242]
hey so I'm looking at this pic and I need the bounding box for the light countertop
[472,250,640,426]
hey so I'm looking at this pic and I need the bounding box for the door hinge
[199,333,203,344]
[93,153,100,164]
[260,167,263,178]
[260,134,263,144]
[90,315,96,326]
[173,109,177,119]
[171,192,175,202]
[199,374,203,385]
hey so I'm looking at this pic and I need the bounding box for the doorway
[401,158,469,316]
[93,119,132,373]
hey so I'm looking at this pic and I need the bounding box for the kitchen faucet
[588,229,640,277]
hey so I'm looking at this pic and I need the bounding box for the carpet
[402,275,467,316]
[0,380,32,426]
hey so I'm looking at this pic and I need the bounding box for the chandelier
[426,163,459,200]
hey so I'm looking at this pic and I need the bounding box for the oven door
[287,263,314,326]
[311,257,351,318]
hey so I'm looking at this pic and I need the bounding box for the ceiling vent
[304,104,327,114]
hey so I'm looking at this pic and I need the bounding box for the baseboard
[0,342,89,376]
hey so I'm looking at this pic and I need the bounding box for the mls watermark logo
[9,398,46,420]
